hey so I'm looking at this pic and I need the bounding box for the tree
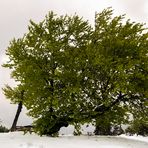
[87,8,148,134]
[3,12,92,135]
[3,85,25,131]
[3,8,148,135]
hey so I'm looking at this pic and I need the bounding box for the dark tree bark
[10,101,23,131]
[10,91,24,131]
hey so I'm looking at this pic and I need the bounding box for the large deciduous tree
[3,8,148,135]
[88,9,148,134]
[3,12,92,135]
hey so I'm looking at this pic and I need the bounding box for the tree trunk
[10,101,23,131]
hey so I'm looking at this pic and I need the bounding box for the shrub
[112,125,124,135]
[125,120,148,136]
[0,125,9,133]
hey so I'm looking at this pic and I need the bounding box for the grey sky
[0,0,148,127]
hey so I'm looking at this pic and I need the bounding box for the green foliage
[94,109,127,135]
[3,85,25,104]
[126,119,148,136]
[2,8,148,136]
[126,108,148,136]
[34,112,69,136]
[0,125,9,133]
[73,123,82,136]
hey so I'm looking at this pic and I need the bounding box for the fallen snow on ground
[0,132,148,148]
[120,134,148,143]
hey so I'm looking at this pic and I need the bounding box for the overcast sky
[0,0,148,128]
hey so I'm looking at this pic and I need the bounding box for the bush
[0,125,9,133]
[94,124,124,136]
[112,125,124,135]
[125,120,148,136]
[94,123,112,135]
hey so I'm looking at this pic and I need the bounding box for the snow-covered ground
[120,134,148,143]
[0,132,148,148]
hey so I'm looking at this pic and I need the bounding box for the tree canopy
[3,8,148,136]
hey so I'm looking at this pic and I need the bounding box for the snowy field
[0,132,148,148]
